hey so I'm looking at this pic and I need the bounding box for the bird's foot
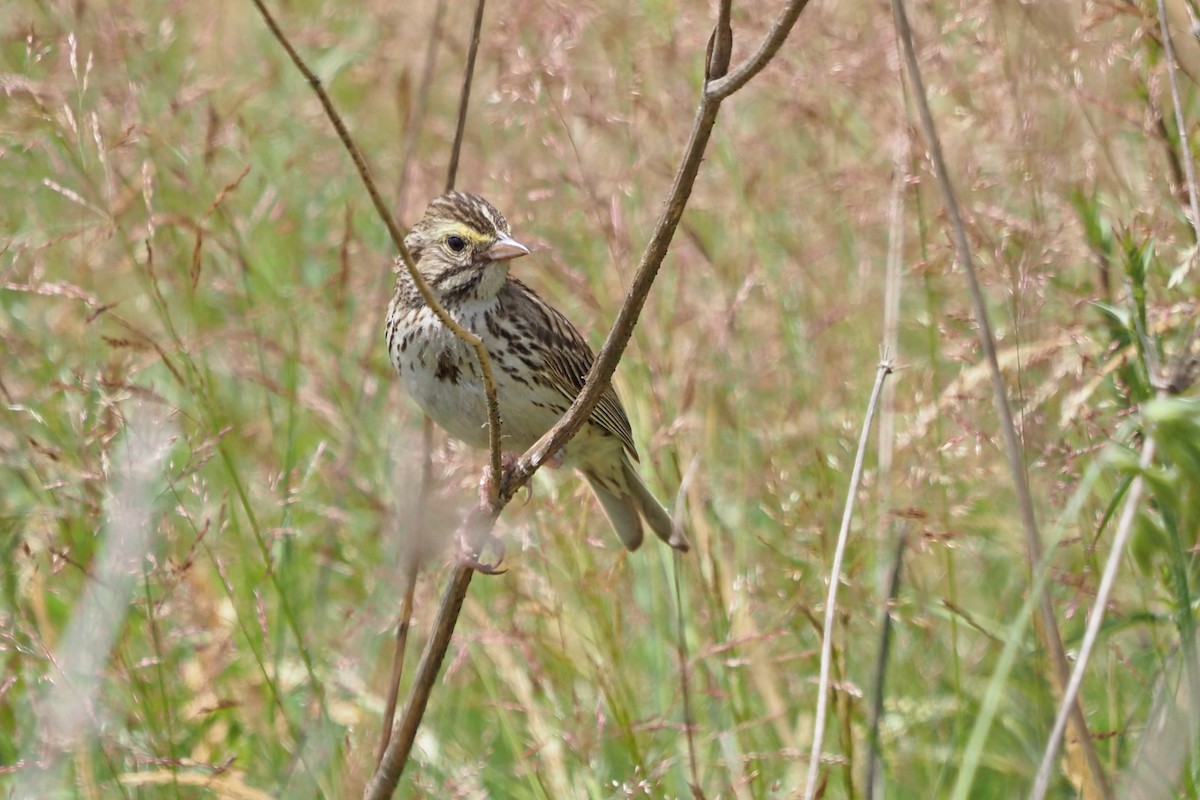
[458,528,507,575]
[479,451,522,509]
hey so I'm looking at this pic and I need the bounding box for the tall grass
[3,0,1200,797]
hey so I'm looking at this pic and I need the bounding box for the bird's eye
[446,235,466,252]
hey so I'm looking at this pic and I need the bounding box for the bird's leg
[457,508,507,576]
[480,450,539,507]
[464,445,564,571]
[463,452,520,575]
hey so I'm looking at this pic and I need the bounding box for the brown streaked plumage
[385,191,689,552]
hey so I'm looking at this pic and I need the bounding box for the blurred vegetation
[3,0,1200,797]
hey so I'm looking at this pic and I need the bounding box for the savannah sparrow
[385,191,689,552]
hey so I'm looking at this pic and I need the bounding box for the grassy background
[4,0,1200,797]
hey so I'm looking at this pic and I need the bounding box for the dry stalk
[865,76,910,799]
[501,0,814,500]
[445,0,486,193]
[375,0,489,762]
[365,0,816,796]
[802,361,893,800]
[249,0,505,490]
[890,0,1112,795]
[876,142,908,522]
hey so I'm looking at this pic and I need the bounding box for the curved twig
[500,95,722,496]
[704,0,811,100]
[249,0,505,494]
[376,0,491,762]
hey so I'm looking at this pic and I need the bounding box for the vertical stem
[375,558,419,766]
[803,362,893,800]
[445,0,487,194]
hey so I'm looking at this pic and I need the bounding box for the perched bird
[385,191,689,552]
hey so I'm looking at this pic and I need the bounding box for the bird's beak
[485,233,530,262]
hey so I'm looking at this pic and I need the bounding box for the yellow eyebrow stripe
[436,221,490,245]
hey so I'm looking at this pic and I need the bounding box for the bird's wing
[505,280,639,460]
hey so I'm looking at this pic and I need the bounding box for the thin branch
[1158,0,1200,245]
[497,0,807,502]
[376,0,490,754]
[802,361,893,800]
[445,0,487,194]
[374,558,419,767]
[249,0,505,497]
[705,0,733,81]
[364,564,475,800]
[1030,437,1156,800]
[889,0,1112,795]
[499,95,720,500]
[704,0,810,100]
[364,2,816,795]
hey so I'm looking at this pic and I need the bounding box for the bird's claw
[479,451,521,509]
[463,555,508,575]
[459,529,507,576]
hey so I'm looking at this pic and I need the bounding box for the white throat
[473,261,510,300]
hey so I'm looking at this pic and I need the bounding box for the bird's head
[403,191,530,301]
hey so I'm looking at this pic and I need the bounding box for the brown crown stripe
[431,191,509,237]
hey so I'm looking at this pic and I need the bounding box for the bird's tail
[583,459,690,552]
